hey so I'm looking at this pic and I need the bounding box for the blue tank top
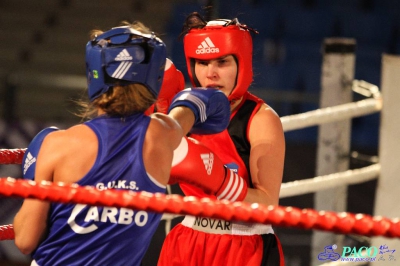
[32,113,166,266]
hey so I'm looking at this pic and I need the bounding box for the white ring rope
[278,80,382,198]
[281,79,382,132]
[281,97,382,132]
[280,164,380,198]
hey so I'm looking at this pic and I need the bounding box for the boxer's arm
[15,128,59,254]
[167,106,195,136]
[247,104,285,206]
[147,87,231,187]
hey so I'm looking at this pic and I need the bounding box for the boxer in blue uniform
[13,21,244,266]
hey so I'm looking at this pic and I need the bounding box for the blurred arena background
[1,0,398,265]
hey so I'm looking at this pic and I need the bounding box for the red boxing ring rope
[0,224,14,241]
[0,149,26,164]
[0,177,399,241]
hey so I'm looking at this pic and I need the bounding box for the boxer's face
[194,55,238,97]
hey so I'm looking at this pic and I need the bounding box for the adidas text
[196,47,220,54]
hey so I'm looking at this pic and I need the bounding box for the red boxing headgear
[183,19,253,102]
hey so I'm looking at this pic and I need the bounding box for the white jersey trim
[147,172,167,189]
[181,215,274,235]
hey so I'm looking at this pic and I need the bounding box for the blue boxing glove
[23,127,59,180]
[168,87,230,134]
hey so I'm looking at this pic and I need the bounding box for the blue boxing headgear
[85,26,167,101]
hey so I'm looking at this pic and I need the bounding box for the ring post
[371,54,400,265]
[311,38,356,265]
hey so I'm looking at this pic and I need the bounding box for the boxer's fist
[168,88,230,134]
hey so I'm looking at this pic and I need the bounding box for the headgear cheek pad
[183,21,253,102]
[85,26,167,101]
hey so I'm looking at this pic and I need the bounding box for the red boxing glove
[170,137,248,201]
[145,58,185,115]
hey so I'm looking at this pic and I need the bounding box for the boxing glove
[169,137,247,202]
[145,58,185,115]
[168,87,230,134]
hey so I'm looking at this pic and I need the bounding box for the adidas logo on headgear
[115,49,133,61]
[112,49,133,79]
[196,37,219,54]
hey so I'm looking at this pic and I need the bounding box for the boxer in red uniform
[158,13,286,266]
